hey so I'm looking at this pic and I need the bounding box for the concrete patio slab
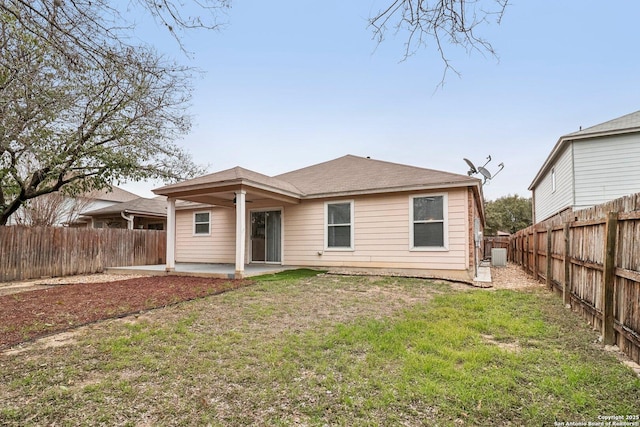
[105,263,298,279]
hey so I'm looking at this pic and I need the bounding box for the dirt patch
[0,273,147,296]
[0,276,251,350]
[481,333,521,353]
[489,263,545,290]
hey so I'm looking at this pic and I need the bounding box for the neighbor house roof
[154,155,481,199]
[529,110,640,190]
[89,186,139,203]
[82,197,167,217]
[564,110,640,139]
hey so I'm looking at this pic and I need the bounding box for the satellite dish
[463,158,477,176]
[478,166,492,180]
[463,155,505,185]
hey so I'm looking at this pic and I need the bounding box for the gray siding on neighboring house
[533,145,574,221]
[573,133,640,209]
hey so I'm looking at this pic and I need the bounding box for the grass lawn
[1,270,639,426]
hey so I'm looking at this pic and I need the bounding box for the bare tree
[12,189,105,226]
[369,0,509,82]
[12,193,68,226]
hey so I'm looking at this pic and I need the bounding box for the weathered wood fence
[0,226,166,282]
[510,193,640,364]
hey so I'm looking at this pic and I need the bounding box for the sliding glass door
[250,210,281,263]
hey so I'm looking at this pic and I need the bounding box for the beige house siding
[175,207,235,263]
[467,187,475,267]
[171,188,474,279]
[283,188,470,272]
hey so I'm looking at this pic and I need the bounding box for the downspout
[121,210,134,230]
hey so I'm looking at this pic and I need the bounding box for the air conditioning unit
[491,248,507,267]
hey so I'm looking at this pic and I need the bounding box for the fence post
[546,226,553,290]
[563,222,571,306]
[602,211,618,346]
[523,232,529,272]
[533,228,539,280]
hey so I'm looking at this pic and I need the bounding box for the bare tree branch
[369,0,509,84]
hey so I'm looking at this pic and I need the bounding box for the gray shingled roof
[564,110,640,138]
[153,155,480,199]
[275,155,478,197]
[155,166,302,196]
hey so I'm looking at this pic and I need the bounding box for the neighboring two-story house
[529,110,640,222]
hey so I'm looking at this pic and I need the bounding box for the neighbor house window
[194,211,211,235]
[325,201,354,249]
[551,167,556,193]
[411,194,447,249]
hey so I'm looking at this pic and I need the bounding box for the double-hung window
[325,201,354,250]
[411,195,447,249]
[194,211,211,235]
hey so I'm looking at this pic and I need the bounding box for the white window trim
[324,200,355,251]
[193,210,211,236]
[551,167,556,193]
[409,193,448,251]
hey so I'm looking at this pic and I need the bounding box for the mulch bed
[0,276,252,350]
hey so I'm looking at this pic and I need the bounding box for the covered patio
[106,263,299,279]
[153,167,303,279]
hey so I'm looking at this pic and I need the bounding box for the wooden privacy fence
[510,193,640,364]
[0,226,166,282]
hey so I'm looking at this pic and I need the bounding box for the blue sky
[125,0,640,201]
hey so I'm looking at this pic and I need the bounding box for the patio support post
[166,197,176,272]
[235,190,246,279]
